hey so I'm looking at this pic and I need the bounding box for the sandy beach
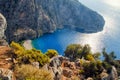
[23,40,33,50]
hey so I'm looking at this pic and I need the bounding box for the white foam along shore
[23,40,33,50]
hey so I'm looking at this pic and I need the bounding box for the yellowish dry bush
[14,65,54,80]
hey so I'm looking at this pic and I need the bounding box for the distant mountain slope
[0,0,105,42]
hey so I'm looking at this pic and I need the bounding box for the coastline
[23,40,33,50]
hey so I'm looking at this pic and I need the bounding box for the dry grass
[14,65,54,80]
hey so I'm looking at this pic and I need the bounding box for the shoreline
[23,40,33,50]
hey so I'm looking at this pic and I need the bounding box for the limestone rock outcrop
[43,56,84,80]
[0,13,6,39]
[108,66,118,80]
[0,13,8,45]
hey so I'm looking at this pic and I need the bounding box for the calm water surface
[32,0,120,59]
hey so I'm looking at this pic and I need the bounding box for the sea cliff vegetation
[0,41,119,80]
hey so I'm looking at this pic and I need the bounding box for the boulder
[100,69,109,80]
[49,56,69,80]
[108,66,118,80]
[62,68,73,78]
[0,68,16,80]
[49,56,69,68]
[63,61,76,70]
[42,56,84,80]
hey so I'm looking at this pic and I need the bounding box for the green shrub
[64,44,83,60]
[102,48,120,75]
[45,49,58,58]
[64,44,93,61]
[82,61,103,79]
[10,41,50,66]
[102,61,112,74]
[93,52,101,60]
[84,54,95,61]
[10,41,24,55]
[82,44,91,55]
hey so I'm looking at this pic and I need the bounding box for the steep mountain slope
[0,0,105,42]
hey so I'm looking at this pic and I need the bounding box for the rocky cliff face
[0,13,7,39]
[0,0,57,42]
[0,13,8,45]
[0,0,105,42]
[38,0,105,32]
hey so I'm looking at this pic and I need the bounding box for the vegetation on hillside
[102,48,120,75]
[45,49,58,58]
[10,41,58,66]
[65,44,120,79]
[3,42,118,80]
[65,44,94,61]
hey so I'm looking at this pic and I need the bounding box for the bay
[32,0,120,59]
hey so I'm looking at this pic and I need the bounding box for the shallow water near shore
[32,0,120,59]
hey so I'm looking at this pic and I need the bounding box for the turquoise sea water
[32,0,120,59]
